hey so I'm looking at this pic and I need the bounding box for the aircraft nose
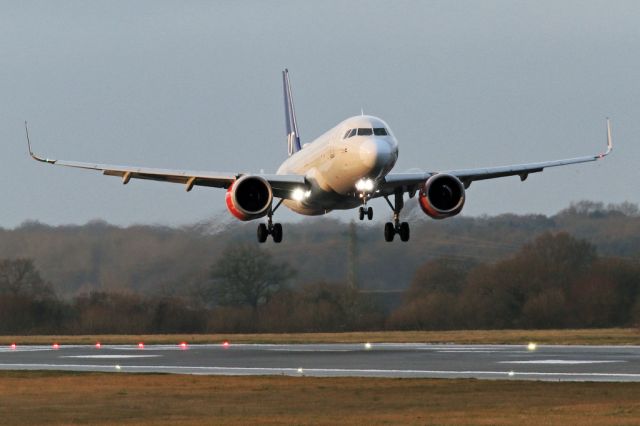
[359,137,394,171]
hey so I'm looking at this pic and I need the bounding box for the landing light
[355,178,374,192]
[292,188,311,201]
[527,342,537,351]
[364,342,372,350]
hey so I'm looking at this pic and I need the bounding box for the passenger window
[373,128,388,136]
[357,128,373,136]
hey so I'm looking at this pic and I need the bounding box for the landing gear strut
[257,199,284,243]
[383,191,410,242]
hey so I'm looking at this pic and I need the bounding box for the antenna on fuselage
[361,107,364,116]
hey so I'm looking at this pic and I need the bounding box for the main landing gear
[257,199,284,243]
[383,191,410,242]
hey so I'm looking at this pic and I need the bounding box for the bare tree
[207,244,295,310]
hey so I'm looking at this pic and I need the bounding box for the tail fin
[283,69,301,156]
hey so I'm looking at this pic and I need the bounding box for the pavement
[1,342,639,382]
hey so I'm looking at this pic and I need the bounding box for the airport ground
[1,328,639,346]
[1,371,640,425]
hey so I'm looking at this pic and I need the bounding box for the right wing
[25,123,306,199]
[379,119,613,196]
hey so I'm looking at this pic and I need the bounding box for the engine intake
[225,176,273,221]
[418,173,465,219]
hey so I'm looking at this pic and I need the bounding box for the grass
[1,328,640,346]
[0,372,639,425]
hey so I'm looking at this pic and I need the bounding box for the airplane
[26,69,613,243]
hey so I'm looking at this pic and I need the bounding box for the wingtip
[600,117,613,158]
[23,122,55,164]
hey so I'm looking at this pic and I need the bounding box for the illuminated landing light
[364,342,372,350]
[355,178,374,192]
[508,371,515,377]
[222,341,230,349]
[10,343,16,350]
[179,342,188,350]
[115,365,121,371]
[95,342,102,349]
[52,343,60,350]
[292,188,311,201]
[138,342,145,349]
[297,367,304,374]
[527,342,537,351]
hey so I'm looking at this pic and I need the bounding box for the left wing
[380,119,613,195]
[24,123,306,199]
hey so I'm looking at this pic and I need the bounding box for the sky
[1,0,638,227]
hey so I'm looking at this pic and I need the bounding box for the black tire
[384,222,395,242]
[257,223,268,243]
[367,206,373,220]
[272,223,283,243]
[359,207,365,221]
[399,222,410,242]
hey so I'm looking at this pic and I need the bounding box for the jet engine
[418,173,465,219]
[225,176,273,221]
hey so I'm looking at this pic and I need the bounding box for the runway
[1,343,639,382]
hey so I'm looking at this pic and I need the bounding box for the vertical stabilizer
[283,69,301,156]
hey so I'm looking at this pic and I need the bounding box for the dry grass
[0,372,639,425]
[2,328,640,346]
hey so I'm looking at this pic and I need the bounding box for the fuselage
[277,115,398,215]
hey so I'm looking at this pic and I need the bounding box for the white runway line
[61,355,162,359]
[499,360,624,365]
[2,363,640,380]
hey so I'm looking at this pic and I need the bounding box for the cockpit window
[373,128,388,136]
[357,128,373,136]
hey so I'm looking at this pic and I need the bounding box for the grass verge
[0,371,639,425]
[1,328,639,346]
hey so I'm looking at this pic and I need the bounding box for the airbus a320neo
[26,70,612,243]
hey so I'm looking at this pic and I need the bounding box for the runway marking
[2,363,640,380]
[499,360,624,365]
[266,349,353,352]
[60,355,161,359]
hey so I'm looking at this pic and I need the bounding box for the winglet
[24,121,56,164]
[599,118,613,159]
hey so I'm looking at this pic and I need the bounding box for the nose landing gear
[358,206,373,221]
[257,199,284,243]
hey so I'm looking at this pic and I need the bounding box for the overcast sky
[1,0,638,227]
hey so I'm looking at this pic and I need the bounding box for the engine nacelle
[225,176,273,221]
[418,173,465,219]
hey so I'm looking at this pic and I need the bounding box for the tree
[0,258,54,299]
[207,244,295,310]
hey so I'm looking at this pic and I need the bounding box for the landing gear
[383,191,410,242]
[358,206,373,221]
[257,199,284,243]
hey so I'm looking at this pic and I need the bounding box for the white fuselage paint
[276,115,398,215]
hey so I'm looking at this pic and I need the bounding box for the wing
[24,123,306,199]
[380,119,613,195]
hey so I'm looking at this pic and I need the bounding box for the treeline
[0,200,639,298]
[2,230,639,334]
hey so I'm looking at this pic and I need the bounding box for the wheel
[367,206,373,220]
[399,222,410,242]
[272,223,283,243]
[384,222,395,242]
[257,223,268,243]
[358,207,365,221]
